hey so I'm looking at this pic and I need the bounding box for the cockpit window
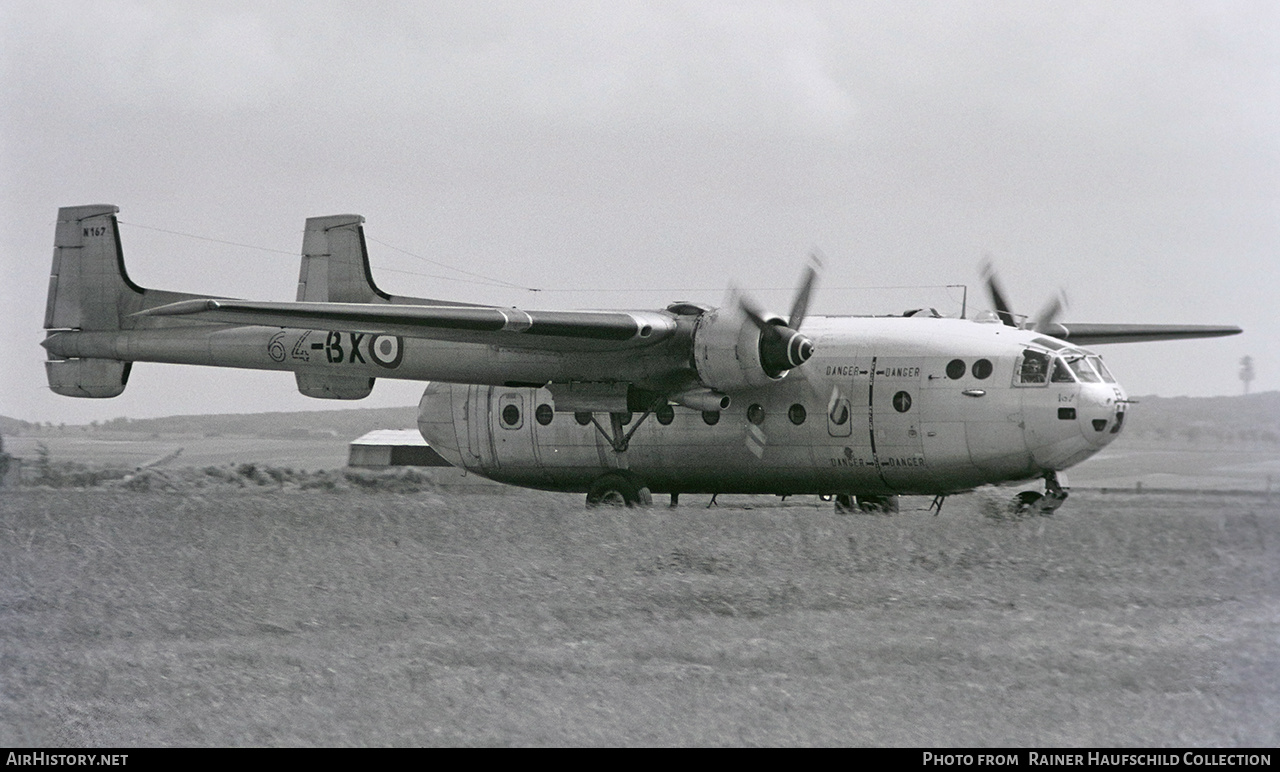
[1032,336,1069,350]
[1017,350,1049,384]
[1088,355,1117,383]
[1050,358,1075,383]
[1064,354,1102,383]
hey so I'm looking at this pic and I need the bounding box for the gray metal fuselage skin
[416,317,1127,497]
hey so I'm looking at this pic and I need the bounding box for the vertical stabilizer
[295,213,480,307]
[297,214,390,303]
[43,205,139,397]
[45,204,143,331]
[293,214,383,399]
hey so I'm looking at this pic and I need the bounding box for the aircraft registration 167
[40,205,1242,513]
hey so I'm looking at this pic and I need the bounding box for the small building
[348,429,453,468]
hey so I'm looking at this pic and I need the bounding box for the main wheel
[834,494,855,514]
[1013,490,1043,515]
[586,472,653,508]
[856,494,900,514]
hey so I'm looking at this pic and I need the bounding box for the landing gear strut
[586,396,665,453]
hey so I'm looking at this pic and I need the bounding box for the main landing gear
[1013,470,1070,515]
[585,471,653,508]
[830,493,899,514]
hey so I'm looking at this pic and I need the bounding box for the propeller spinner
[738,253,822,377]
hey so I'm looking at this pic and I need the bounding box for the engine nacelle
[691,306,793,392]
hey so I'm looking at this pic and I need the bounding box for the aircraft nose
[1080,383,1127,444]
[417,382,466,466]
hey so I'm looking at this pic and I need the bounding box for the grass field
[1,486,1276,746]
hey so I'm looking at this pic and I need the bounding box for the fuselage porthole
[502,404,521,427]
[535,404,553,425]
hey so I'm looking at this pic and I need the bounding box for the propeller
[980,258,1068,334]
[1031,290,1067,334]
[979,257,1017,328]
[737,252,822,377]
[732,252,825,460]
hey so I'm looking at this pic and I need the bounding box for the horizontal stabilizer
[1042,323,1243,345]
[132,298,678,350]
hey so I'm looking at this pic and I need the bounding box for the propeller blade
[1032,291,1067,334]
[738,292,774,334]
[980,258,1018,328]
[787,250,823,330]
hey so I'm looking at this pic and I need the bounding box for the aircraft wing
[1040,323,1242,345]
[132,298,678,350]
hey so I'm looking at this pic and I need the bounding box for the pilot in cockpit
[1019,350,1048,384]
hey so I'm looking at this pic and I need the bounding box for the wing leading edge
[1039,323,1242,345]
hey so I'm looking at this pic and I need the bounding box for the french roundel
[369,335,404,369]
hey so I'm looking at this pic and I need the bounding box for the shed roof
[350,429,428,447]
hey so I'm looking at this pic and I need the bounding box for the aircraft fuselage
[416,317,1128,497]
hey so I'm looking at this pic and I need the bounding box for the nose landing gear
[1013,471,1070,515]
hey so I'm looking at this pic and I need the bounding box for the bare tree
[1239,355,1255,395]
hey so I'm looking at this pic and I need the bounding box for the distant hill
[1,407,419,440]
[1122,391,1280,443]
[2,391,1277,444]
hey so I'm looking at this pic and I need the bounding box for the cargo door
[919,356,981,488]
[869,356,925,488]
[816,354,877,489]
[492,390,534,470]
[462,385,496,471]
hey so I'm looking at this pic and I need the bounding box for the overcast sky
[3,1,1276,423]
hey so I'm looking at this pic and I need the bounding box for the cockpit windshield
[1063,354,1102,383]
[1050,357,1075,383]
[1088,355,1117,383]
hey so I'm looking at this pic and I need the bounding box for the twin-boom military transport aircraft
[40,205,1242,513]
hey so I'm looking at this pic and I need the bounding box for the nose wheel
[1013,471,1069,515]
